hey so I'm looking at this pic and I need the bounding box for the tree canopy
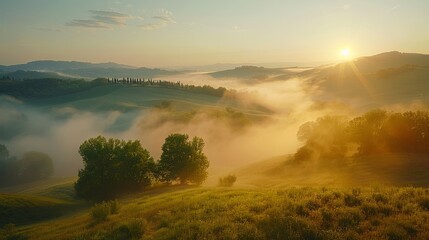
[0,146,54,187]
[294,110,429,163]
[75,136,154,201]
[157,134,209,185]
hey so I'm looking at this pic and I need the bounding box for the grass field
[27,85,268,116]
[2,182,429,240]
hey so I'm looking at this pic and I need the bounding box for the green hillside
[3,185,429,240]
[0,178,85,227]
[235,154,429,188]
[25,84,268,116]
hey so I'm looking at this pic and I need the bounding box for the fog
[0,75,352,179]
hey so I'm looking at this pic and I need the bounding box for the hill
[0,61,181,79]
[0,178,83,227]
[234,153,429,187]
[3,185,429,240]
[0,60,135,72]
[59,67,180,79]
[297,52,429,109]
[208,66,290,81]
[0,70,71,80]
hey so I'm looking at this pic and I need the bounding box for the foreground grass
[3,185,429,240]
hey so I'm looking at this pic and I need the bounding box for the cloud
[140,9,175,30]
[37,26,64,32]
[67,10,131,29]
[385,5,400,13]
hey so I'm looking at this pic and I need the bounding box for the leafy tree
[294,115,349,162]
[157,134,209,185]
[0,144,9,160]
[75,136,154,201]
[14,151,54,183]
[0,147,53,187]
[348,110,389,154]
[293,110,429,163]
[0,144,11,186]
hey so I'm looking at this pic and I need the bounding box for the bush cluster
[90,200,120,222]
[218,174,237,187]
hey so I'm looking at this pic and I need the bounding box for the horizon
[0,50,425,70]
[1,0,429,67]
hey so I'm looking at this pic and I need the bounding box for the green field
[25,85,267,116]
[1,172,429,240]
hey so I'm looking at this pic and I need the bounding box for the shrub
[90,202,110,222]
[109,199,120,214]
[361,203,378,217]
[419,197,429,211]
[384,226,408,240]
[372,193,389,204]
[218,174,237,187]
[90,200,121,222]
[109,219,146,240]
[344,193,361,207]
[338,211,362,230]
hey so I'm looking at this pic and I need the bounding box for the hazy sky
[0,0,428,67]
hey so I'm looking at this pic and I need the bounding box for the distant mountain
[60,67,179,79]
[0,70,69,80]
[0,60,181,79]
[208,66,290,81]
[0,60,135,72]
[168,61,330,72]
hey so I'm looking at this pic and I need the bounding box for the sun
[340,48,350,58]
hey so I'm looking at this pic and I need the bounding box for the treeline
[107,77,227,97]
[0,145,54,187]
[75,134,209,201]
[0,78,107,99]
[294,110,429,162]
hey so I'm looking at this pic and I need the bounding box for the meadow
[2,180,429,240]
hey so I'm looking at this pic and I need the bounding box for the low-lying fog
[1,73,423,180]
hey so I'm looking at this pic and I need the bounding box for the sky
[0,0,428,67]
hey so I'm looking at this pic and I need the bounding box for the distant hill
[0,60,181,79]
[0,70,69,80]
[0,60,135,72]
[59,67,179,79]
[299,51,429,108]
[208,66,290,81]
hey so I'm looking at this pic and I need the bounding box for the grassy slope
[0,178,86,227]
[5,186,429,240]
[27,85,267,116]
[234,153,429,188]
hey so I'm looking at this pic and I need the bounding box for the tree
[157,134,209,185]
[75,136,154,201]
[294,115,350,162]
[14,151,54,184]
[0,144,9,161]
[0,148,53,187]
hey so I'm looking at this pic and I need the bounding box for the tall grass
[12,186,429,240]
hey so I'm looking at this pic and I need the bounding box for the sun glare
[341,48,350,58]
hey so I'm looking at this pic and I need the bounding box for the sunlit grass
[4,186,428,240]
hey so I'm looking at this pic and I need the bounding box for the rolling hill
[0,61,181,79]
[296,51,429,110]
[0,70,70,80]
[0,60,135,72]
[208,66,291,81]
[2,180,429,240]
